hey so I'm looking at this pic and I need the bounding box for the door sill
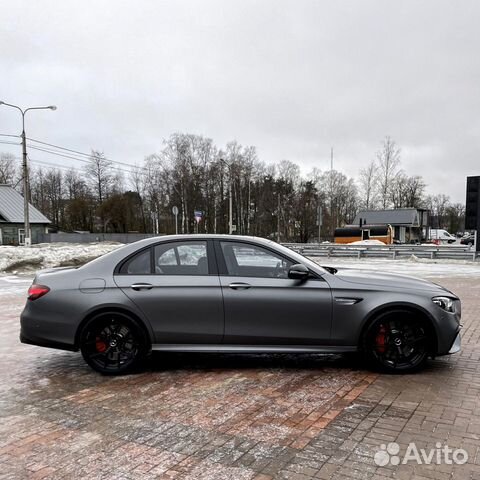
[151,344,357,353]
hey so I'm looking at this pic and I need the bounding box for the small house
[353,208,429,244]
[0,184,51,245]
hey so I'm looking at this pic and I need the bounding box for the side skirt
[151,344,358,353]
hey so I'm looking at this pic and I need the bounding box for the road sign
[172,206,179,234]
[194,210,203,223]
[316,206,323,226]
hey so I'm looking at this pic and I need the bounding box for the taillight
[28,284,50,301]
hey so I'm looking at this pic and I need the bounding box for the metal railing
[282,243,479,261]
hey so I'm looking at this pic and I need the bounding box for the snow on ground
[0,242,123,274]
[311,256,480,279]
[347,239,386,246]
[0,275,33,296]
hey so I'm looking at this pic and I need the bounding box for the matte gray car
[20,235,462,374]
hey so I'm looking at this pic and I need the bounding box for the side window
[154,242,209,275]
[119,248,152,274]
[220,242,293,278]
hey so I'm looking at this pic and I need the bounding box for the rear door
[114,240,223,344]
[215,240,332,345]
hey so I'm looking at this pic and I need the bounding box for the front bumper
[448,331,461,354]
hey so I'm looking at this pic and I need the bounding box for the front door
[215,240,332,345]
[18,228,25,246]
[114,240,223,344]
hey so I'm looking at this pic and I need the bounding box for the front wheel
[80,313,148,375]
[363,311,430,373]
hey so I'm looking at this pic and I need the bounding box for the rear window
[119,248,152,274]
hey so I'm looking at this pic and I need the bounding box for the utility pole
[330,147,334,240]
[277,192,280,242]
[0,101,56,246]
[219,158,233,234]
[317,204,322,243]
[229,178,233,234]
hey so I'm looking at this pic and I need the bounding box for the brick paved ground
[0,276,479,479]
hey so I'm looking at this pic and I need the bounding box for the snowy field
[312,256,480,279]
[0,242,122,274]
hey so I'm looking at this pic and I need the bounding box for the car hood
[333,268,453,295]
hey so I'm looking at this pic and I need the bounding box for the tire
[80,313,148,375]
[362,310,431,374]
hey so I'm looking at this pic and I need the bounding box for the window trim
[114,239,218,276]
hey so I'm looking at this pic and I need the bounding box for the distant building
[0,184,51,245]
[353,208,429,243]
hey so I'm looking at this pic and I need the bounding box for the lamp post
[219,158,233,234]
[0,101,56,246]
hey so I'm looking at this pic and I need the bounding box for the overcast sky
[1,0,479,203]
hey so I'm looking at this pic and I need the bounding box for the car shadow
[146,351,367,372]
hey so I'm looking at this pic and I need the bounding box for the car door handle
[130,283,153,291]
[229,282,252,290]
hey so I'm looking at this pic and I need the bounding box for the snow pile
[347,239,386,246]
[0,242,123,273]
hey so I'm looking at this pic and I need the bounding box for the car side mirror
[288,263,310,281]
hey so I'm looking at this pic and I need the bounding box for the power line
[24,145,141,175]
[27,154,137,176]
[28,157,84,173]
[27,137,91,157]
[2,134,150,175]
[0,133,20,138]
[27,136,149,171]
[0,139,21,146]
[8,151,138,176]
[28,144,101,164]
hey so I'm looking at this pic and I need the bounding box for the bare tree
[84,150,113,204]
[359,160,378,210]
[425,194,450,228]
[391,174,426,208]
[0,152,17,184]
[376,136,401,209]
[84,150,114,231]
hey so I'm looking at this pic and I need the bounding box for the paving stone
[1,277,480,478]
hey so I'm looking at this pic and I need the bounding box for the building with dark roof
[0,184,51,245]
[353,207,429,243]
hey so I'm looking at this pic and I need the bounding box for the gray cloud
[1,0,479,202]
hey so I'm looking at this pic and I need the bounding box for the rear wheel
[80,313,148,375]
[363,311,431,373]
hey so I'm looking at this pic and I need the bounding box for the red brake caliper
[95,336,107,353]
[375,325,387,353]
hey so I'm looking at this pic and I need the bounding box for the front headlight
[432,296,455,313]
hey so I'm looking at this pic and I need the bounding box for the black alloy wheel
[364,311,430,373]
[80,313,147,375]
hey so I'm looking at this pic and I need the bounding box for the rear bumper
[20,307,77,352]
[20,330,77,352]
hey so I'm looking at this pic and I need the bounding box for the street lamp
[219,158,233,234]
[0,101,57,246]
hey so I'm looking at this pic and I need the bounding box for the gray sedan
[20,235,461,374]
